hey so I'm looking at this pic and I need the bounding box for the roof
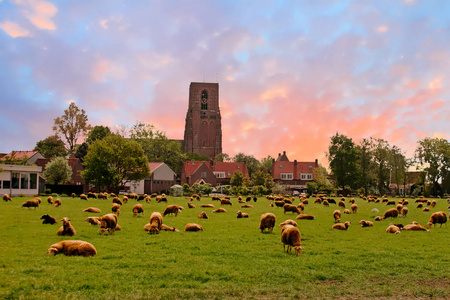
[7,151,39,160]
[276,151,290,162]
[272,160,317,179]
[182,161,249,178]
[148,162,164,173]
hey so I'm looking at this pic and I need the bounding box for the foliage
[86,125,111,144]
[232,152,261,177]
[214,153,231,162]
[260,155,274,173]
[186,152,210,161]
[264,172,274,190]
[34,135,67,158]
[182,183,194,196]
[43,156,73,185]
[389,145,407,195]
[230,170,244,187]
[81,134,149,192]
[327,133,359,190]
[243,176,251,188]
[74,142,89,160]
[53,102,92,154]
[371,138,391,195]
[251,169,267,186]
[355,138,373,195]
[272,183,288,195]
[252,185,268,196]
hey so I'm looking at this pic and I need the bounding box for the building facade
[0,164,42,196]
[184,82,222,160]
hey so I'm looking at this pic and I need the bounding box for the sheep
[148,212,163,235]
[40,214,57,225]
[220,199,232,206]
[71,193,76,198]
[296,214,315,220]
[386,225,401,234]
[426,211,447,228]
[386,200,396,206]
[416,203,423,208]
[422,207,431,212]
[156,195,168,203]
[359,220,374,227]
[80,194,88,200]
[211,196,220,201]
[332,221,351,230]
[283,204,301,214]
[322,200,329,207]
[57,217,76,236]
[400,207,409,217]
[281,225,304,256]
[98,192,108,200]
[160,224,180,232]
[111,203,121,214]
[145,196,151,203]
[351,204,358,214]
[348,198,355,204]
[338,201,346,209]
[212,208,227,213]
[122,196,128,204]
[198,211,209,219]
[150,193,157,198]
[188,202,196,208]
[132,204,144,217]
[279,219,298,227]
[46,240,97,256]
[236,210,249,218]
[274,200,285,207]
[3,194,12,201]
[245,196,252,202]
[297,203,305,212]
[99,213,119,235]
[83,207,101,213]
[403,223,429,231]
[184,223,203,232]
[85,216,101,225]
[47,196,53,204]
[382,208,399,220]
[333,210,341,223]
[259,213,276,233]
[163,204,184,217]
[241,204,253,208]
[112,197,123,205]
[396,204,404,213]
[374,216,382,221]
[53,198,62,207]
[430,200,437,207]
[343,209,351,214]
[88,192,97,199]
[21,199,39,209]
[201,204,214,208]
[327,198,336,204]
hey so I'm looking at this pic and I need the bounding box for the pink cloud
[16,0,57,31]
[0,21,31,37]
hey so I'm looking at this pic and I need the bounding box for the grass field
[0,194,449,299]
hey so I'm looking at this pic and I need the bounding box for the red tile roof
[148,162,164,173]
[7,150,39,159]
[182,161,249,179]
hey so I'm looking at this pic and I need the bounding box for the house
[0,164,42,196]
[271,151,318,193]
[4,151,45,164]
[126,162,176,195]
[181,160,249,186]
[389,171,425,196]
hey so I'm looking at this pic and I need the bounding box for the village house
[0,164,42,196]
[181,160,249,186]
[126,162,176,195]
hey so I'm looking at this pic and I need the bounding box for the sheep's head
[294,246,304,256]
[61,217,71,225]
[46,247,59,255]
[148,226,160,235]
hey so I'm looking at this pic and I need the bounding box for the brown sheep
[122,196,129,204]
[132,204,144,217]
[333,210,341,223]
[283,204,301,214]
[274,200,285,207]
[416,203,423,208]
[297,203,305,212]
[148,212,163,234]
[3,194,12,201]
[259,213,276,233]
[71,193,76,198]
[111,203,121,214]
[422,207,431,212]
[112,197,123,205]
[201,204,215,208]
[332,221,351,230]
[374,216,383,221]
[21,199,39,209]
[212,208,227,213]
[400,207,409,217]
[220,199,232,206]
[160,224,180,232]
[382,208,399,220]
[53,198,62,207]
[47,196,53,204]
[348,198,355,204]
[80,194,88,200]
[322,200,329,207]
[46,240,97,256]
[430,200,437,207]
[83,207,102,213]
[359,220,374,227]
[403,223,429,231]
[241,204,253,208]
[281,225,304,256]
[296,214,315,220]
[184,223,203,232]
[351,204,358,214]
[396,204,404,213]
[57,217,76,236]
[386,225,401,234]
[338,201,346,209]
[198,211,209,219]
[236,210,249,218]
[343,209,351,214]
[85,216,101,225]
[40,214,57,225]
[386,200,396,206]
[99,213,119,235]
[188,202,196,208]
[279,219,298,227]
[426,211,447,228]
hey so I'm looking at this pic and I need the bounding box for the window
[279,164,283,168]
[281,173,293,180]
[201,172,207,179]
[12,173,19,189]
[3,180,10,189]
[214,172,225,178]
[30,173,37,189]
[201,90,208,110]
[300,173,313,180]
[21,173,28,189]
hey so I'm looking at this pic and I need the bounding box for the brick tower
[184,82,222,159]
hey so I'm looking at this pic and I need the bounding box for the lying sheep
[184,223,203,232]
[212,208,227,213]
[403,222,429,231]
[40,214,57,225]
[259,213,276,233]
[236,210,249,218]
[283,204,301,214]
[201,204,215,208]
[386,225,401,234]
[160,224,180,232]
[279,219,298,227]
[333,210,341,223]
[148,212,163,234]
[57,217,76,236]
[241,204,253,208]
[382,208,398,220]
[99,213,119,235]
[85,216,101,225]
[422,207,431,212]
[220,199,233,206]
[281,225,304,256]
[296,214,315,220]
[163,204,183,217]
[46,240,97,256]
[83,207,101,213]
[359,220,374,227]
[21,199,39,209]
[374,216,383,221]
[3,194,12,201]
[132,204,144,217]
[427,211,447,228]
[188,202,196,208]
[53,199,62,207]
[198,211,209,219]
[332,221,351,230]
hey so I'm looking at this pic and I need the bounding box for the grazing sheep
[348,198,355,204]
[111,203,121,214]
[382,208,399,220]
[188,202,196,208]
[184,223,203,232]
[296,214,315,220]
[112,197,123,205]
[160,224,180,232]
[57,217,76,236]
[40,214,57,225]
[47,196,53,204]
[351,204,358,214]
[3,194,12,201]
[71,193,76,198]
[88,192,97,199]
[148,212,163,235]
[422,207,431,212]
[396,204,404,213]
[145,196,151,203]
[332,221,351,230]
[279,219,298,227]
[333,210,341,223]
[132,204,144,217]
[283,204,301,214]
[21,199,39,209]
[122,196,129,204]
[212,208,227,213]
[98,192,108,200]
[338,201,346,209]
[83,207,101,213]
[80,194,88,200]
[430,200,437,207]
[400,207,409,217]
[236,210,249,218]
[359,220,374,227]
[99,213,119,235]
[274,200,285,207]
[220,199,232,206]
[416,203,423,208]
[259,213,276,233]
[297,203,305,212]
[53,198,62,207]
[386,225,401,234]
[343,209,351,214]
[163,204,183,217]
[386,200,396,206]
[46,240,97,256]
[201,204,215,208]
[245,196,252,202]
[374,216,382,221]
[156,195,168,203]
[211,196,220,201]
[198,211,209,219]
[85,216,101,225]
[426,211,447,228]
[322,200,329,207]
[281,225,304,256]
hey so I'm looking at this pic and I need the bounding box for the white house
[125,162,176,195]
[0,164,42,196]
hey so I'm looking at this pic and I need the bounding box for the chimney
[278,153,281,158]
[283,151,286,155]
[294,160,297,167]
[315,159,318,166]
[210,159,214,169]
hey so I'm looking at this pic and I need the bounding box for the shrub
[45,188,51,194]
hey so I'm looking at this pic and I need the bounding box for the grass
[0,194,449,299]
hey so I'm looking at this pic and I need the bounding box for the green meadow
[0,194,448,299]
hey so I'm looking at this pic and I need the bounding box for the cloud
[0,21,31,37]
[15,0,58,31]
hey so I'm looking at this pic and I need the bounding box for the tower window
[201,90,208,110]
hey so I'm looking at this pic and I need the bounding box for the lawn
[0,194,448,299]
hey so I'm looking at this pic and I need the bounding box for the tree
[260,155,274,173]
[43,157,73,185]
[389,145,407,195]
[264,172,274,190]
[326,133,359,191]
[230,170,244,187]
[214,153,230,162]
[355,138,373,195]
[232,153,261,177]
[81,134,150,192]
[186,152,210,161]
[86,125,111,144]
[252,169,267,186]
[371,138,391,195]
[53,102,92,154]
[243,176,251,188]
[34,135,67,158]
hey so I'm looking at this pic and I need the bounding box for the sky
[1,0,449,167]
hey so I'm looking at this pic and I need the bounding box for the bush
[45,188,51,195]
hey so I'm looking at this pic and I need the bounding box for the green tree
[389,145,407,195]
[53,102,92,154]
[34,135,67,158]
[232,153,261,177]
[264,172,274,190]
[251,169,267,186]
[81,134,150,192]
[243,176,251,188]
[43,157,73,185]
[230,170,244,187]
[355,138,373,195]
[186,152,210,161]
[371,138,391,195]
[86,125,111,144]
[214,153,230,162]
[260,155,274,173]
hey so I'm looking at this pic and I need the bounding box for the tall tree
[232,152,261,177]
[260,155,274,173]
[252,169,267,186]
[86,125,111,144]
[230,170,244,187]
[43,157,73,185]
[371,138,391,195]
[81,134,150,192]
[355,138,373,195]
[34,135,67,158]
[389,145,407,195]
[214,153,231,162]
[53,102,92,154]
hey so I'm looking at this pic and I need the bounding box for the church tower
[184,82,222,159]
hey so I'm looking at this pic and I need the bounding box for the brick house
[181,160,249,186]
[126,162,176,195]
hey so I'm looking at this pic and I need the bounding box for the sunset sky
[1,0,449,166]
